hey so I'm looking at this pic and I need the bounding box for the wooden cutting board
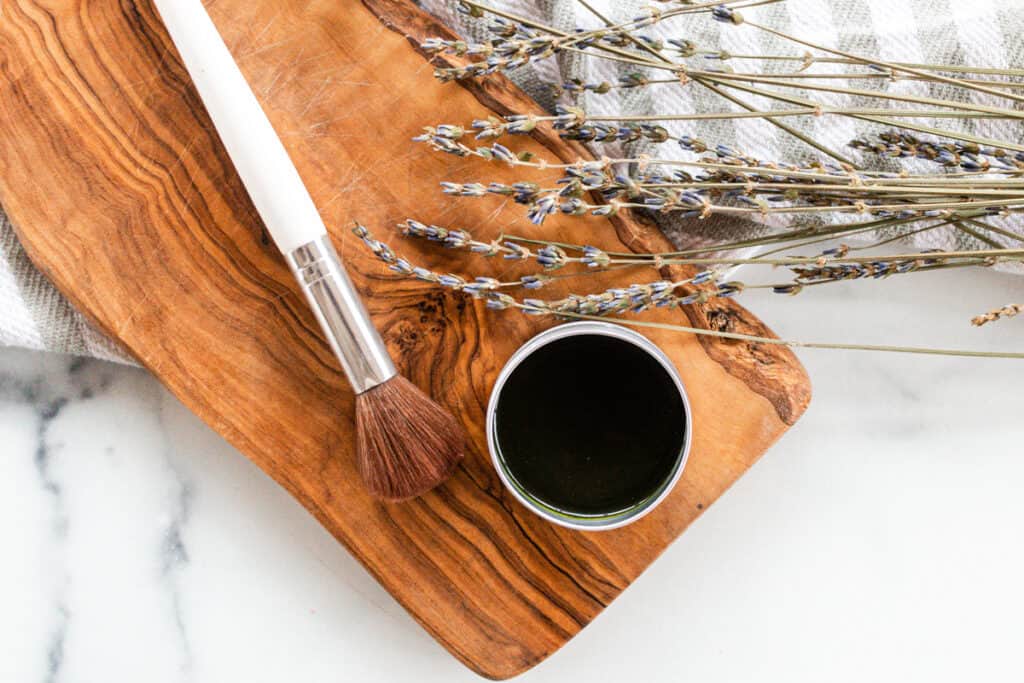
[0,0,811,678]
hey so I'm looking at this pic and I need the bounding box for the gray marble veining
[1,265,1023,682]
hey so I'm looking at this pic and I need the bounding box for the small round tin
[486,321,692,531]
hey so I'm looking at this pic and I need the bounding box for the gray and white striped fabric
[1,212,131,362]
[1,0,1021,360]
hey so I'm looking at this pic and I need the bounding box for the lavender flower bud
[692,270,715,285]
[581,246,611,268]
[507,116,537,134]
[560,198,588,216]
[632,8,661,28]
[711,5,743,24]
[491,143,516,164]
[389,259,414,276]
[678,135,707,153]
[668,38,697,57]
[420,38,446,52]
[464,277,500,297]
[522,299,549,315]
[485,293,515,310]
[412,267,435,282]
[520,275,549,289]
[435,124,464,139]
[502,241,532,260]
[438,274,465,288]
[444,230,471,248]
[536,245,568,269]
[619,73,649,88]
[527,195,558,225]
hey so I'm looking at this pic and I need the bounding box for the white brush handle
[153,0,397,393]
[153,0,324,253]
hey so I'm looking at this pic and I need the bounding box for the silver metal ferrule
[286,236,397,394]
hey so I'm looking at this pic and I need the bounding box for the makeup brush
[153,0,464,501]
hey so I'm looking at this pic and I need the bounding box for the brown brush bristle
[355,375,465,502]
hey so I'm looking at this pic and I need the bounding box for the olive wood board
[0,0,811,678]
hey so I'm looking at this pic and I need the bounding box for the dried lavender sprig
[447,5,671,72]
[972,304,1023,327]
[357,222,735,307]
[399,217,722,286]
[421,118,1024,182]
[851,132,1024,173]
[605,197,1023,219]
[787,254,999,285]
[525,277,746,317]
[469,167,1024,200]
[439,173,1024,226]
[508,212,1008,263]
[400,217,578,271]
[355,222,528,301]
[459,0,759,29]
[402,219,995,296]
[430,1,722,80]
[444,175,1024,228]
[395,217,1023,286]
[352,224,1024,359]
[418,128,1024,194]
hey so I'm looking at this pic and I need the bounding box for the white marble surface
[2,266,1023,682]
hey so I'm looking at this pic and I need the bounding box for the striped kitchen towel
[1,0,1021,360]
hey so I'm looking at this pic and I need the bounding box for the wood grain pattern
[0,0,811,678]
